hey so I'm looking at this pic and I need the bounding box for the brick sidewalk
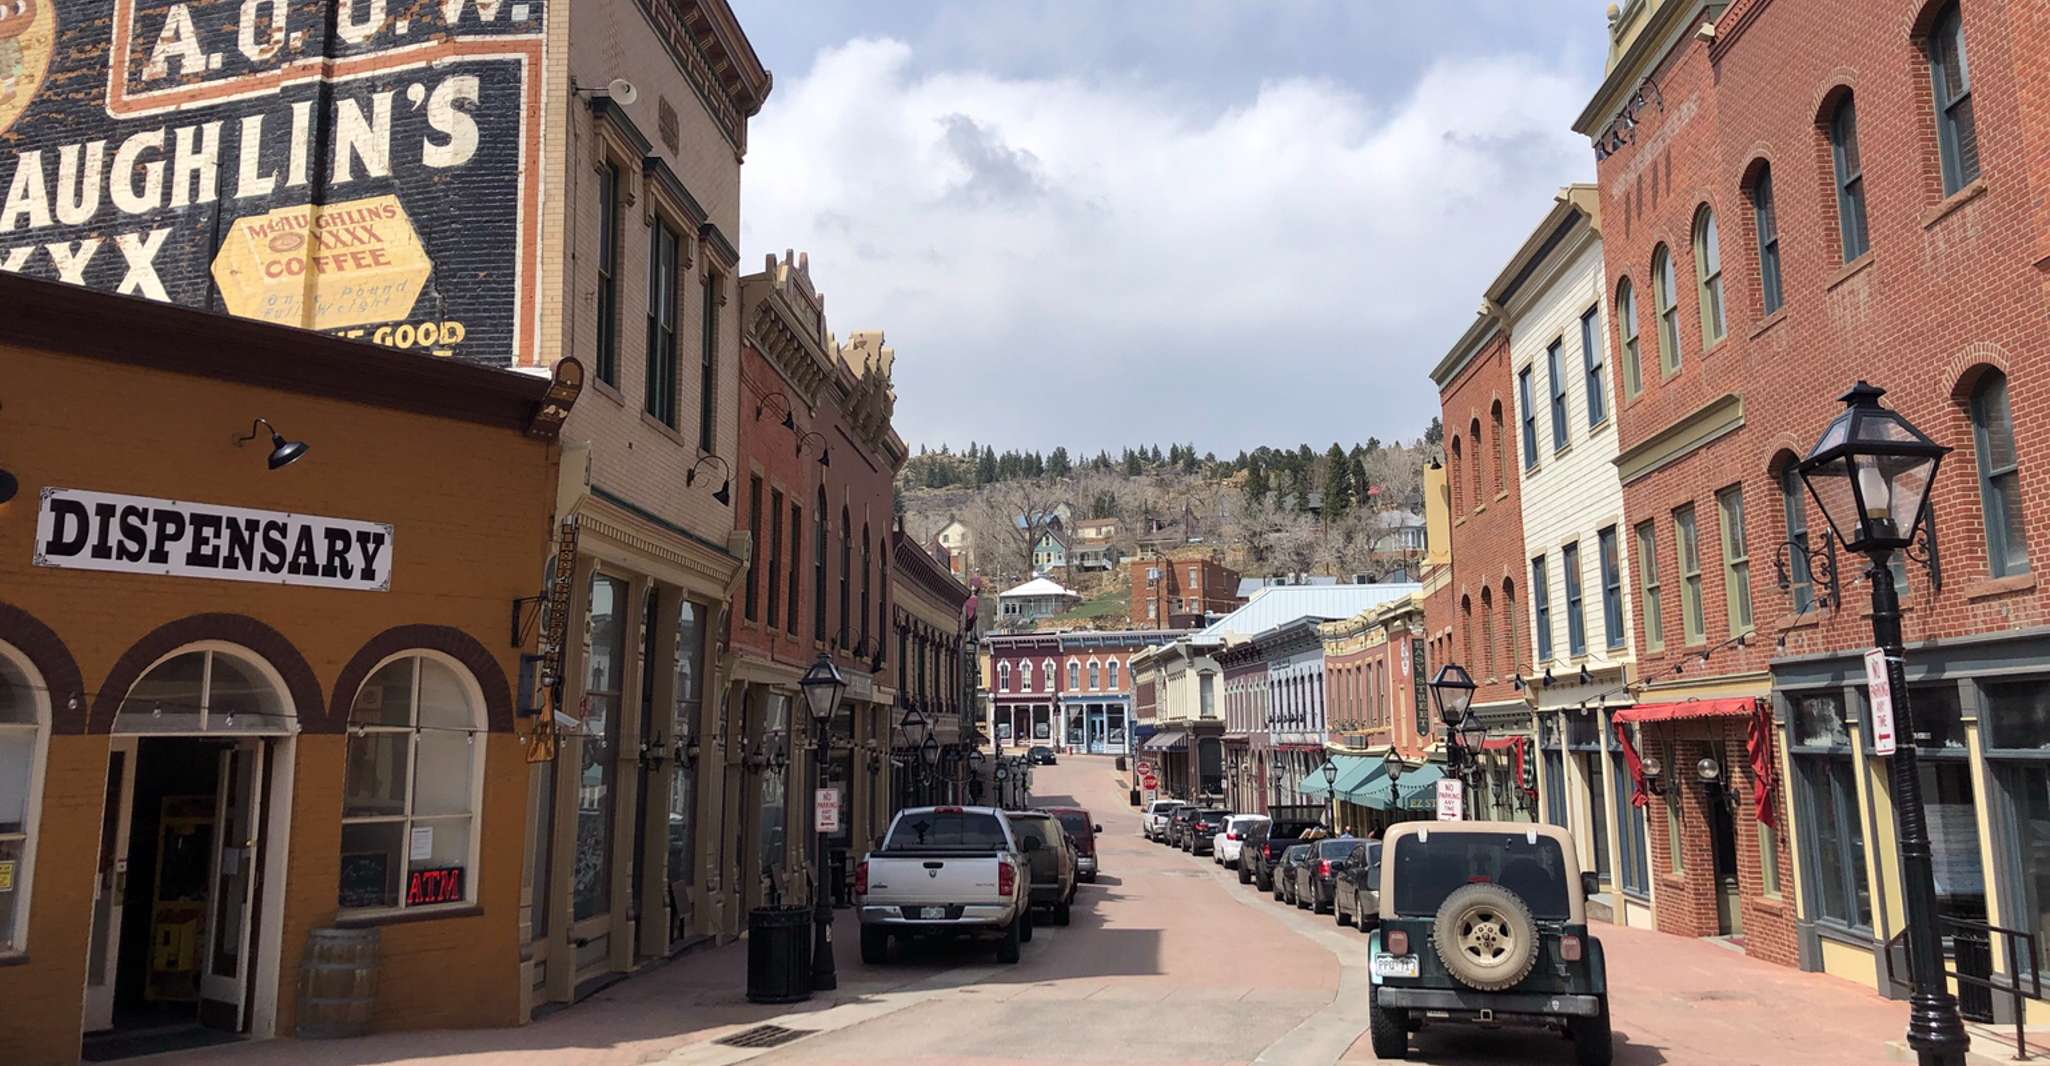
[1343,920,1908,1065]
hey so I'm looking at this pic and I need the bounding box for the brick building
[987,633,1062,750]
[1129,555,1243,628]
[1577,0,2050,990]
[891,525,975,810]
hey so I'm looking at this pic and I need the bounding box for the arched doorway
[86,643,298,1047]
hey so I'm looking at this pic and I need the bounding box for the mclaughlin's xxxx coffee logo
[0,0,545,365]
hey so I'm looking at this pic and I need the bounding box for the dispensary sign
[0,0,545,365]
[34,487,394,590]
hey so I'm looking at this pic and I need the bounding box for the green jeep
[1365,820,1612,1065]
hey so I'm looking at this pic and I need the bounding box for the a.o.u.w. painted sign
[0,0,544,366]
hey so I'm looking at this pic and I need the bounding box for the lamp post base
[809,896,837,991]
[1904,989,1969,1066]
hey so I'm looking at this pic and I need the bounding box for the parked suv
[1367,821,1610,1064]
[1243,819,1319,889]
[1038,806,1101,882]
[1142,799,1186,842]
[1183,809,1233,855]
[1004,810,1078,925]
[1214,814,1269,868]
[1165,805,1202,849]
[1294,838,1362,914]
[1333,840,1381,929]
[1275,843,1315,905]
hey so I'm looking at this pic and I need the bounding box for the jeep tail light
[1560,934,1584,962]
[998,861,1015,897]
[1318,860,1332,877]
[1386,929,1410,955]
[854,860,869,896]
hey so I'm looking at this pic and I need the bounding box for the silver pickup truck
[855,805,1033,964]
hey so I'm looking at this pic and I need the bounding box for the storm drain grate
[714,1024,814,1049]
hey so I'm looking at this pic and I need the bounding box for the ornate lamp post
[1796,382,1965,1066]
[1320,759,1340,829]
[900,704,931,805]
[798,655,847,992]
[1428,664,1480,818]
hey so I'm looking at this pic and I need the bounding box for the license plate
[1372,954,1419,979]
[919,906,946,919]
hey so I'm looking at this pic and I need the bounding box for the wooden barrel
[297,928,379,1039]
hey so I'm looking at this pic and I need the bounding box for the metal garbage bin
[1115,756,1127,771]
[746,905,814,1004]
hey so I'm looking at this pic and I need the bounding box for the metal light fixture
[796,431,830,466]
[1458,710,1488,754]
[1695,755,1722,782]
[1381,749,1407,783]
[685,455,732,506]
[234,417,310,470]
[755,391,798,432]
[1428,663,1476,727]
[800,654,846,724]
[797,653,846,993]
[1796,381,1949,554]
[1321,760,1339,786]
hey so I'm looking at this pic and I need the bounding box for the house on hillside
[1136,502,1202,555]
[1073,534,1121,572]
[1074,516,1119,541]
[1031,528,1071,572]
[934,517,973,574]
[996,576,1082,625]
[1369,510,1427,553]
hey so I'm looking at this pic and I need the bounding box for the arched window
[1651,245,1680,375]
[860,523,872,653]
[999,661,1012,692]
[1693,208,1725,345]
[1460,595,1474,671]
[342,652,485,911]
[1928,2,1979,195]
[1750,166,1784,315]
[1971,370,2029,576]
[1502,579,1519,679]
[1088,661,1101,690]
[1470,418,1484,505]
[1108,659,1121,690]
[1616,277,1642,397]
[1829,95,1870,260]
[1450,436,1465,515]
[1043,659,1055,691]
[876,542,888,666]
[0,643,48,952]
[1777,456,1816,612]
[115,644,292,733]
[1490,401,1506,497]
[1067,661,1080,690]
[1020,658,1032,692]
[1480,587,1496,681]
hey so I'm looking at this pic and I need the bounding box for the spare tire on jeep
[1431,882,1539,991]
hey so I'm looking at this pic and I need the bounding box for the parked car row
[1143,799,1383,929]
[855,803,1102,966]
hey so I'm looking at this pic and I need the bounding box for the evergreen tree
[977,447,998,486]
[1123,449,1143,476]
[1364,436,1382,453]
[1323,443,1356,519]
[1245,460,1271,506]
[1150,444,1164,464]
[1423,417,1443,446]
[1048,446,1071,476]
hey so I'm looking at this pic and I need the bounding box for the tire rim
[1456,906,1516,967]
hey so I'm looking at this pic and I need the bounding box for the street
[143,754,1911,1066]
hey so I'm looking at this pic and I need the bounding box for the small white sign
[409,825,434,862]
[1436,779,1465,821]
[33,488,393,591]
[816,788,842,834]
[1866,647,1897,756]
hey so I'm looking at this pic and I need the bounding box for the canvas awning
[1142,731,1188,752]
[1331,755,1382,799]
[1612,697,1760,725]
[1356,762,1446,810]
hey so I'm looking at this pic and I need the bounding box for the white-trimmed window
[341,652,485,913]
[1067,661,1080,690]
[1089,660,1101,690]
[1043,660,1055,690]
[1108,659,1121,689]
[999,661,1012,692]
[0,643,48,954]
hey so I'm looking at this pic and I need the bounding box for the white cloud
[740,36,1595,454]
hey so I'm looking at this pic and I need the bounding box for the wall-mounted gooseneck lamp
[756,391,798,432]
[685,455,731,506]
[796,431,831,467]
[234,417,310,470]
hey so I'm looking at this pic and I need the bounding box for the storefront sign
[815,787,841,833]
[1865,647,1897,755]
[0,859,14,891]
[34,487,392,590]
[0,0,546,364]
[538,517,579,691]
[405,865,464,907]
[1435,779,1464,821]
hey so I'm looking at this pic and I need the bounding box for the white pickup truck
[1142,798,1186,842]
[855,805,1033,964]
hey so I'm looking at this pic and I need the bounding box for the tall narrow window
[645,221,680,426]
[1469,419,1484,507]
[1531,555,1553,663]
[787,501,801,635]
[838,508,851,649]
[594,162,620,386]
[859,524,872,652]
[1599,526,1624,649]
[766,488,783,628]
[1693,208,1725,344]
[1617,278,1642,398]
[813,491,828,640]
[1718,486,1754,636]
[1480,588,1496,681]
[1972,370,2029,576]
[1491,402,1506,497]
[0,645,47,952]
[1108,659,1120,689]
[698,272,720,452]
[1580,306,1606,427]
[1781,466,1814,612]
[1830,97,1870,261]
[1636,521,1664,651]
[1518,367,1539,468]
[1563,541,1587,657]
[1652,245,1680,374]
[1089,661,1100,690]
[344,653,485,913]
[1547,339,1569,451]
[1752,167,1784,315]
[1928,3,1979,195]
[1676,506,1705,644]
[745,476,762,621]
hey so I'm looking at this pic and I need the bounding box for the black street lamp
[1320,759,1340,828]
[901,705,931,804]
[1428,664,1483,817]
[799,655,847,993]
[1797,382,1965,1066]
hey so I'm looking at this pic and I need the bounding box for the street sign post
[815,788,841,834]
[1436,779,1464,821]
[1141,774,1158,791]
[1866,647,1898,755]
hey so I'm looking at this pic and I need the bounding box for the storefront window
[0,646,46,953]
[341,653,483,911]
[1985,680,2050,961]
[1873,685,1982,923]
[757,694,790,892]
[574,575,626,921]
[115,646,290,734]
[1793,690,1871,930]
[1610,744,1649,896]
[667,600,707,938]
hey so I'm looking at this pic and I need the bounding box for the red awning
[1612,697,1761,725]
[1480,737,1525,752]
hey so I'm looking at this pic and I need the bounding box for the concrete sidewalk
[1340,920,1910,1065]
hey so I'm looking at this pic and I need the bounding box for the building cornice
[1614,392,1745,484]
[1572,0,1717,137]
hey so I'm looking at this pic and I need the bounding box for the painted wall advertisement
[0,0,544,365]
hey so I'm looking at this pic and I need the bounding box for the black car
[1165,805,1202,848]
[1293,838,1367,915]
[1274,843,1315,905]
[1027,745,1057,765]
[1333,840,1382,930]
[1243,820,1320,889]
[1183,809,1233,854]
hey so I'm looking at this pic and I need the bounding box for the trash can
[297,928,379,1038]
[1115,756,1127,771]
[1952,926,1994,1022]
[1130,787,1142,807]
[746,905,814,1004]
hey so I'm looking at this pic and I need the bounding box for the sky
[731,1,1608,456]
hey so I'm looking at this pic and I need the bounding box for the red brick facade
[1128,556,1243,628]
[1434,328,1530,711]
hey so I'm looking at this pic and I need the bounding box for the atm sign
[406,866,465,907]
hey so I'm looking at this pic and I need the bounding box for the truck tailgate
[867,854,1001,906]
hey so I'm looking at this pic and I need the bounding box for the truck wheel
[1571,997,1614,1066]
[1237,863,1251,885]
[1270,878,1283,900]
[859,926,889,965]
[997,916,1023,964]
[1431,883,1540,992]
[1082,870,1097,883]
[1368,988,1409,1060]
[1021,911,1035,942]
[1054,901,1072,926]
